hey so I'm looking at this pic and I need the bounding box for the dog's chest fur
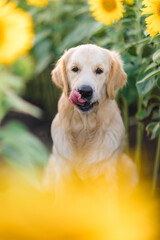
[70,111,98,148]
[52,98,125,179]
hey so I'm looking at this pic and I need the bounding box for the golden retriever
[44,44,138,191]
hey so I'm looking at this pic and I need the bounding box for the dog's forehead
[68,45,110,67]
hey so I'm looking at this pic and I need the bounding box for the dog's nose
[78,85,93,100]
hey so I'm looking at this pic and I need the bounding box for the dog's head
[52,44,126,113]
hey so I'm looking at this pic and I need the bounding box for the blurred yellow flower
[0,0,34,65]
[141,0,160,37]
[0,169,159,240]
[125,0,134,5]
[88,0,124,25]
[26,0,56,7]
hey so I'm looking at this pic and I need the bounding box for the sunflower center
[102,0,117,12]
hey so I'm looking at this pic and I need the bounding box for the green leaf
[60,20,102,50]
[142,94,160,107]
[152,49,160,64]
[152,34,160,41]
[35,54,53,75]
[136,68,160,96]
[145,62,157,72]
[33,39,52,61]
[34,29,51,45]
[157,78,160,89]
[146,122,160,140]
[0,121,49,167]
[136,105,153,120]
[33,39,53,74]
[122,37,151,53]
[0,71,24,93]
[5,89,42,119]
[9,55,35,80]
[136,102,160,120]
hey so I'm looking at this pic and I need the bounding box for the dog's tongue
[69,89,86,106]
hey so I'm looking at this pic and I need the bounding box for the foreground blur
[0,168,159,240]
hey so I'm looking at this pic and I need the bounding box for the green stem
[121,96,129,153]
[135,98,144,176]
[134,1,144,176]
[0,92,2,123]
[152,133,160,195]
[135,122,144,176]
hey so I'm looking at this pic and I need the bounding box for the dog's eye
[72,66,79,72]
[95,68,103,74]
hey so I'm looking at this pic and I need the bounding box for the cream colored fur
[44,44,138,191]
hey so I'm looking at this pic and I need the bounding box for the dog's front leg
[117,153,138,189]
[43,148,74,195]
[102,157,119,191]
[43,154,60,189]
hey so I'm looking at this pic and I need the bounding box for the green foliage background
[0,0,160,192]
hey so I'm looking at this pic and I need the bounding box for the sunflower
[0,0,34,65]
[26,0,56,7]
[88,0,124,25]
[141,0,160,37]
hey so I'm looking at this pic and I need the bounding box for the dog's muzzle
[78,85,93,101]
[69,86,98,112]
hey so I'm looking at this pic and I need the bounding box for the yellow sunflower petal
[26,0,56,7]
[141,0,160,37]
[26,0,48,7]
[88,0,124,26]
[0,0,34,65]
[141,5,156,14]
[142,0,151,6]
[142,0,160,6]
[146,14,160,36]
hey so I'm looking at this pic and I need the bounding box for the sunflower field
[0,0,160,239]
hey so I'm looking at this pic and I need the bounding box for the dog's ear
[107,51,127,99]
[51,51,70,96]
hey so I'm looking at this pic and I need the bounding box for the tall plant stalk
[134,1,144,176]
[121,96,129,153]
[152,133,160,194]
[135,122,144,176]
[135,96,144,176]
